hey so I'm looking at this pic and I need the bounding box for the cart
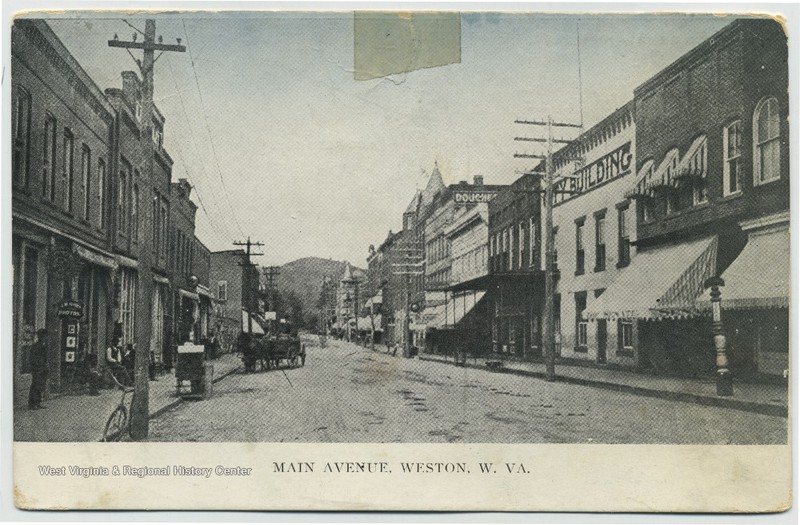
[252,334,306,371]
[175,343,213,399]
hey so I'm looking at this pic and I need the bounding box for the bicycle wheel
[103,406,128,442]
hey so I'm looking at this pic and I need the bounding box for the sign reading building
[453,190,499,204]
[555,141,633,204]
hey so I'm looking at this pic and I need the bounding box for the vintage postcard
[6,3,794,514]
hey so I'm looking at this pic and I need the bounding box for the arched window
[753,97,781,184]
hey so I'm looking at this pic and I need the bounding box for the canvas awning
[584,235,718,320]
[409,304,445,331]
[178,288,200,301]
[242,310,265,334]
[196,284,214,299]
[365,291,382,308]
[697,221,789,311]
[437,291,486,328]
[153,274,170,285]
[74,244,118,270]
[678,134,707,173]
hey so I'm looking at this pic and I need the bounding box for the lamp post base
[716,370,733,397]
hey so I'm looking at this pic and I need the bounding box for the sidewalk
[14,353,242,442]
[418,352,789,417]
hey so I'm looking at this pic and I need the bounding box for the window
[13,88,31,187]
[43,114,57,201]
[575,218,585,275]
[63,130,74,213]
[519,223,525,269]
[218,280,228,302]
[118,164,128,235]
[162,202,169,264]
[723,120,742,195]
[98,159,107,229]
[508,227,515,269]
[575,291,587,350]
[152,127,163,148]
[619,320,633,350]
[691,141,708,205]
[135,101,142,121]
[529,217,537,268]
[81,145,91,220]
[753,97,781,184]
[132,184,139,243]
[664,153,679,214]
[152,195,160,256]
[119,268,137,347]
[617,204,631,267]
[595,212,606,272]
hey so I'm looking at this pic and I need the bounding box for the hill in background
[275,257,366,316]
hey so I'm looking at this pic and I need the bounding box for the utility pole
[515,116,582,382]
[262,266,281,311]
[391,238,424,357]
[108,20,185,441]
[233,237,264,333]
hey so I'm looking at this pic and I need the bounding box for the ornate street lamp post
[705,276,733,396]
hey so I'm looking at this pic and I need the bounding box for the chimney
[121,71,141,109]
[473,175,484,186]
[459,180,468,185]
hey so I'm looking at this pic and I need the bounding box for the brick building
[586,18,789,378]
[209,250,261,350]
[487,170,543,358]
[11,20,118,402]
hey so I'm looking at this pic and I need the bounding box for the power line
[164,54,237,244]
[181,20,245,238]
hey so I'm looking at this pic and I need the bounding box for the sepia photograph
[5,3,794,513]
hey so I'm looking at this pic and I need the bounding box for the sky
[42,12,732,267]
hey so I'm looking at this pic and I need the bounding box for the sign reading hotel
[453,190,499,204]
[554,141,633,204]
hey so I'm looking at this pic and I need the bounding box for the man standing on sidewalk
[28,328,49,410]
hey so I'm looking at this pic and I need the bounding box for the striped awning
[697,221,789,311]
[436,291,486,328]
[584,235,718,320]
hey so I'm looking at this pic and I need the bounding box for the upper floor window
[13,88,32,187]
[663,150,679,214]
[118,165,129,235]
[62,129,74,213]
[132,183,139,244]
[98,159,107,229]
[753,97,781,185]
[81,145,91,220]
[595,211,607,272]
[617,204,631,267]
[575,218,585,275]
[217,280,228,302]
[691,140,708,205]
[723,120,743,196]
[43,114,57,201]
[529,217,537,268]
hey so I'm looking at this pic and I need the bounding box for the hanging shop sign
[57,300,84,319]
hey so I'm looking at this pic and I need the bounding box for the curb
[418,355,788,418]
[101,361,242,442]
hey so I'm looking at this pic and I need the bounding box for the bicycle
[102,371,135,442]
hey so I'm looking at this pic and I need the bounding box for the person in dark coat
[28,328,49,409]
